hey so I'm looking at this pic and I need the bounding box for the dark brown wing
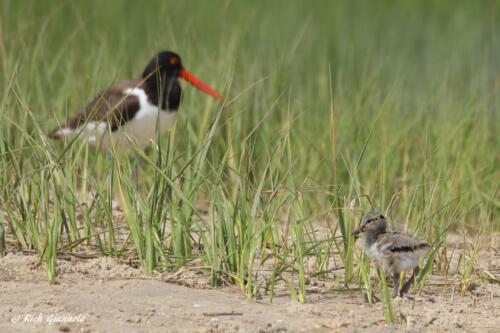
[48,79,144,139]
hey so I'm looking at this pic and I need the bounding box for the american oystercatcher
[48,51,226,148]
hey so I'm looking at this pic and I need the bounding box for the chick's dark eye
[379,214,384,219]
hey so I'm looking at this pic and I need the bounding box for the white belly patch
[106,88,177,148]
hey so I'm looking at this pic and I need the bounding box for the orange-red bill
[179,68,226,102]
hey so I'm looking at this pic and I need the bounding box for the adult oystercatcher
[48,51,226,148]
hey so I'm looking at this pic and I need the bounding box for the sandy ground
[1,196,499,332]
[1,251,499,333]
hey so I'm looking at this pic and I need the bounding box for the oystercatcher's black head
[142,51,183,79]
[143,50,226,102]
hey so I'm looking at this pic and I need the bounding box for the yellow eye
[170,58,179,65]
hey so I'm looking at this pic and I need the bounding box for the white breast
[103,88,177,148]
